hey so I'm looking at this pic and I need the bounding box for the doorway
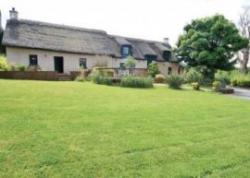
[54,56,64,73]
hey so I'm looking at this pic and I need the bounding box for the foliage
[92,67,115,77]
[75,75,85,82]
[1,80,250,177]
[191,82,200,90]
[0,55,10,71]
[212,81,222,92]
[125,56,137,69]
[166,74,184,89]
[238,7,250,73]
[148,62,160,77]
[215,70,231,84]
[120,76,153,88]
[230,70,250,87]
[16,65,26,71]
[154,74,166,83]
[184,68,203,84]
[92,72,112,85]
[176,15,249,79]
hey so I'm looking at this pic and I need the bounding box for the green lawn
[0,80,250,178]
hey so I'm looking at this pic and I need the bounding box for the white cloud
[0,0,246,45]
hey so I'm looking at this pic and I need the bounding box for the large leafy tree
[238,7,250,73]
[176,15,249,78]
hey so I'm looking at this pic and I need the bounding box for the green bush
[91,71,113,85]
[166,74,184,89]
[191,82,200,90]
[230,70,250,88]
[184,68,203,84]
[120,76,153,88]
[16,65,26,71]
[212,81,222,92]
[148,62,160,77]
[0,56,10,71]
[215,70,230,84]
[75,76,85,82]
[154,74,165,83]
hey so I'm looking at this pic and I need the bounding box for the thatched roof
[3,19,174,61]
[3,19,120,56]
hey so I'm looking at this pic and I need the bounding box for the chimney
[163,37,169,44]
[9,7,18,20]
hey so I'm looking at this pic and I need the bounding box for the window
[121,46,132,58]
[120,63,125,70]
[145,55,157,66]
[79,58,87,69]
[29,55,38,66]
[163,51,171,61]
[122,46,130,55]
[168,67,172,75]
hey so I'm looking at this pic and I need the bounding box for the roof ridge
[8,19,107,34]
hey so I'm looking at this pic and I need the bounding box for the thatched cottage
[2,8,182,75]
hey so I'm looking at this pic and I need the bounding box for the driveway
[230,87,250,100]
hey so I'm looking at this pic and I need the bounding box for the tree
[238,7,250,73]
[125,56,137,75]
[147,62,160,77]
[176,15,249,79]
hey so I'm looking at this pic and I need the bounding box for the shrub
[125,56,136,69]
[16,65,26,71]
[89,70,112,85]
[166,74,184,89]
[184,68,203,84]
[191,82,200,90]
[75,76,85,82]
[212,81,222,92]
[230,71,250,88]
[91,67,115,77]
[92,73,112,86]
[0,56,10,71]
[120,76,153,88]
[154,74,165,83]
[215,70,231,84]
[148,62,160,77]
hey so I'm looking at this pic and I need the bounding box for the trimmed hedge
[120,76,153,88]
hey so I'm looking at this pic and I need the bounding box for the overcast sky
[1,0,250,45]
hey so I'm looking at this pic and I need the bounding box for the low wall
[0,68,148,81]
[0,71,59,81]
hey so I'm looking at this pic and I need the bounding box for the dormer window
[145,55,157,66]
[163,51,171,61]
[121,45,132,58]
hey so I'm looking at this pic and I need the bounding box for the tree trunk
[240,48,249,73]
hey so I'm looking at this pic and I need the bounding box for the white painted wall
[6,47,147,73]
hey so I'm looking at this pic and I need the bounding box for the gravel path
[230,87,250,100]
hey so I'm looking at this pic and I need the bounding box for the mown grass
[0,80,250,178]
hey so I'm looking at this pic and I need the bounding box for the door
[54,56,64,73]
